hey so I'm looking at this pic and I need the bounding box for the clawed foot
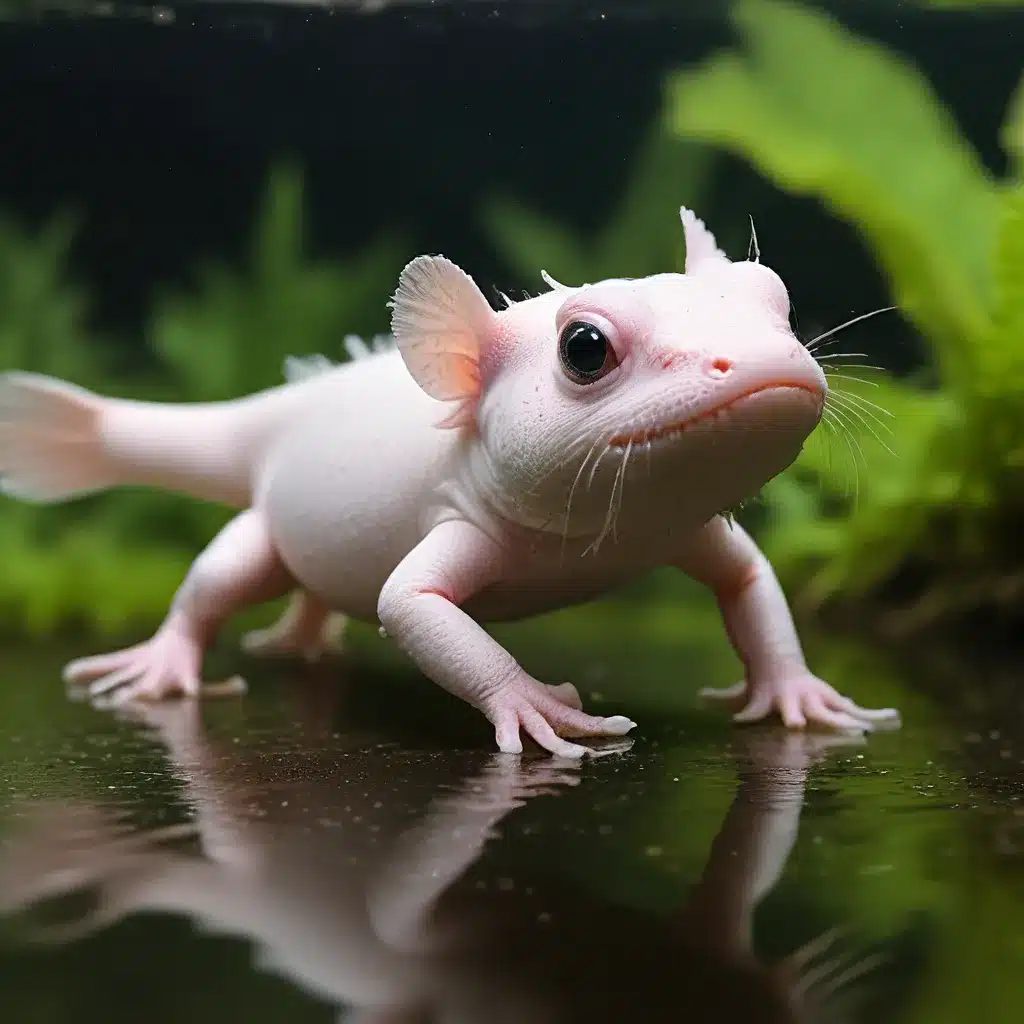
[483,678,637,759]
[240,597,347,663]
[63,614,246,706]
[699,673,900,734]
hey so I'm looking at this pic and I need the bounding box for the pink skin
[0,207,900,756]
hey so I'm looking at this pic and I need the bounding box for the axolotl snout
[0,207,900,757]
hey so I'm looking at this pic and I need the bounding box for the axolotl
[0,208,900,758]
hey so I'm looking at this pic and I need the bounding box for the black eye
[558,321,619,385]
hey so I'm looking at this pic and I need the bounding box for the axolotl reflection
[0,705,882,1023]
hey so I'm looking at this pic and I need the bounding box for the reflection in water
[0,698,882,1023]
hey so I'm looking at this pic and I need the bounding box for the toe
[540,697,637,740]
[698,681,748,707]
[805,697,869,733]
[239,629,271,653]
[547,682,583,710]
[830,695,902,724]
[493,709,524,755]
[321,614,348,651]
[732,689,773,724]
[600,715,637,735]
[63,648,140,685]
[518,706,590,759]
[779,691,808,729]
[202,676,248,698]
[86,662,143,699]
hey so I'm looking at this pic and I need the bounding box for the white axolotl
[0,208,900,758]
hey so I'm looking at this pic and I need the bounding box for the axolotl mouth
[608,382,825,450]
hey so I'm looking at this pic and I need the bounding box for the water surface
[1,612,1022,1024]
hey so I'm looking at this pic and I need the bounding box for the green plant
[662,0,1024,634]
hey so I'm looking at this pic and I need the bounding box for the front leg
[376,519,636,758]
[676,517,900,732]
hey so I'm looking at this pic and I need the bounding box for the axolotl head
[389,208,826,540]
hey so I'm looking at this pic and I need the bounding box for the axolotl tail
[0,370,300,508]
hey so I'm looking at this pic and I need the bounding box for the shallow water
[1,611,1023,1024]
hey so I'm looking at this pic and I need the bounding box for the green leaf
[664,0,1001,374]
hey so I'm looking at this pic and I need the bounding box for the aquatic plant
[0,166,408,639]
[661,0,1024,638]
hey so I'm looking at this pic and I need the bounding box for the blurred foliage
[661,0,1024,637]
[0,165,409,640]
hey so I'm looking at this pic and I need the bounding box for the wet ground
[1,594,1023,1023]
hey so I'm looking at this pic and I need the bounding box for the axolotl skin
[0,208,900,758]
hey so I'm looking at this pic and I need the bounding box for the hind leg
[240,589,348,662]
[64,508,293,704]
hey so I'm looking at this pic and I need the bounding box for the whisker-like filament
[805,306,896,354]
[561,435,606,557]
[822,364,887,376]
[793,946,863,1000]
[828,394,896,455]
[823,409,861,506]
[823,404,867,467]
[825,371,880,388]
[811,953,886,1004]
[610,441,634,541]
[832,389,894,419]
[587,444,613,490]
[829,395,896,441]
[823,402,865,507]
[788,926,848,971]
[819,410,847,488]
[586,453,624,557]
[827,395,892,444]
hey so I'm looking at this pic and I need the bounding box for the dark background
[0,0,1021,370]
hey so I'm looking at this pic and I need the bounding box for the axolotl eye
[558,320,620,385]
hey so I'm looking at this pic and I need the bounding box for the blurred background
[0,3,1023,1022]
